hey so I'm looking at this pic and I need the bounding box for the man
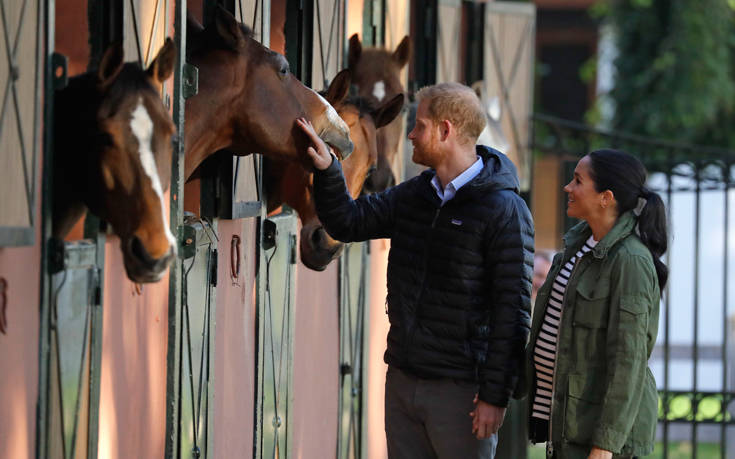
[296,82,533,458]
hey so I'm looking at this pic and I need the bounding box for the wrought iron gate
[533,113,735,458]
[337,242,370,459]
[255,211,298,458]
[0,0,43,247]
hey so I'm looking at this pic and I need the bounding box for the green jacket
[526,211,659,457]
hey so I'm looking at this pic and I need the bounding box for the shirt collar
[431,156,484,204]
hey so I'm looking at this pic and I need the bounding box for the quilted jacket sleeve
[313,157,398,242]
[477,191,534,407]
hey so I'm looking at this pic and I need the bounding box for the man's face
[407,100,441,167]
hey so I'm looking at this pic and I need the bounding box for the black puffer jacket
[314,146,534,407]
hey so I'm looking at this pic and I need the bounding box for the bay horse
[347,34,410,193]
[53,39,177,283]
[264,69,403,270]
[183,8,354,181]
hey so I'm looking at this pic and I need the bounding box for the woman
[527,149,667,458]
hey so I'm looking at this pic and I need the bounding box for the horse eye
[367,165,377,177]
[280,67,288,76]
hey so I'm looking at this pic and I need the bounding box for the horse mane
[186,13,253,58]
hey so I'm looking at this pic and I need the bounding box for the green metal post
[37,0,56,456]
[165,0,187,456]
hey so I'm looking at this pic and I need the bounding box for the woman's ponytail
[637,189,669,292]
[588,150,669,294]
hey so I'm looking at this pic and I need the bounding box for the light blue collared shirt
[430,156,484,205]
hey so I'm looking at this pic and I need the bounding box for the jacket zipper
[407,207,441,355]
[547,254,584,456]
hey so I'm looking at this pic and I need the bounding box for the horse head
[53,39,178,283]
[347,34,410,193]
[183,7,354,180]
[265,69,403,270]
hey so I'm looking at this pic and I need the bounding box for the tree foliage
[605,0,735,148]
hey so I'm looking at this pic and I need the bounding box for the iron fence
[532,113,735,458]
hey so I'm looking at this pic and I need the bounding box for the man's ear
[439,120,452,141]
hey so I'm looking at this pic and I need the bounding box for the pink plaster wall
[0,242,41,459]
[366,239,390,459]
[291,260,340,459]
[97,235,169,458]
[213,218,258,456]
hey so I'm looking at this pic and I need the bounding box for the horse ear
[325,69,351,105]
[373,93,404,129]
[348,34,362,70]
[214,5,245,50]
[98,42,124,86]
[147,38,176,85]
[392,36,410,68]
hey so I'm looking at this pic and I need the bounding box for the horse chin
[121,237,175,284]
[299,224,344,271]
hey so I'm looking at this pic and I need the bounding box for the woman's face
[563,155,603,221]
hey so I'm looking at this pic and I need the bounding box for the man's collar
[431,156,483,203]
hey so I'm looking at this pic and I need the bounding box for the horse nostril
[311,227,323,247]
[130,236,157,266]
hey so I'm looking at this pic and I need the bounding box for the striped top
[531,236,598,421]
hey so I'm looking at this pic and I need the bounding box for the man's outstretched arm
[297,118,396,242]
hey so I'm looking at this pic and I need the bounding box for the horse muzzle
[319,129,354,160]
[299,223,344,271]
[122,235,177,283]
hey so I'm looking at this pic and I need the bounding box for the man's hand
[296,117,333,171]
[469,394,506,439]
[587,447,613,459]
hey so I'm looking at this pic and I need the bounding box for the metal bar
[532,113,735,160]
[30,0,42,230]
[164,0,186,455]
[692,162,701,458]
[336,252,345,459]
[37,0,55,455]
[721,163,730,459]
[662,158,673,458]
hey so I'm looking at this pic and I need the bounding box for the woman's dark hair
[587,149,668,292]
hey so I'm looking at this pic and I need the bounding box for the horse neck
[183,56,239,180]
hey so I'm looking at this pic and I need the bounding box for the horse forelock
[98,63,160,115]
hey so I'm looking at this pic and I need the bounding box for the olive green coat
[526,211,660,457]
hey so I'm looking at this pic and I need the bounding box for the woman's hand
[587,446,613,459]
[296,117,334,170]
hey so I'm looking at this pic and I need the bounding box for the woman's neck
[587,212,618,242]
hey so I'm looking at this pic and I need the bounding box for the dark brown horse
[347,34,410,193]
[264,69,403,270]
[183,8,354,181]
[53,39,177,283]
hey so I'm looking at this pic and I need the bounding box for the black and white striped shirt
[531,236,598,421]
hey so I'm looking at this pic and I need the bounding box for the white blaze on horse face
[130,99,177,252]
[372,81,386,102]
